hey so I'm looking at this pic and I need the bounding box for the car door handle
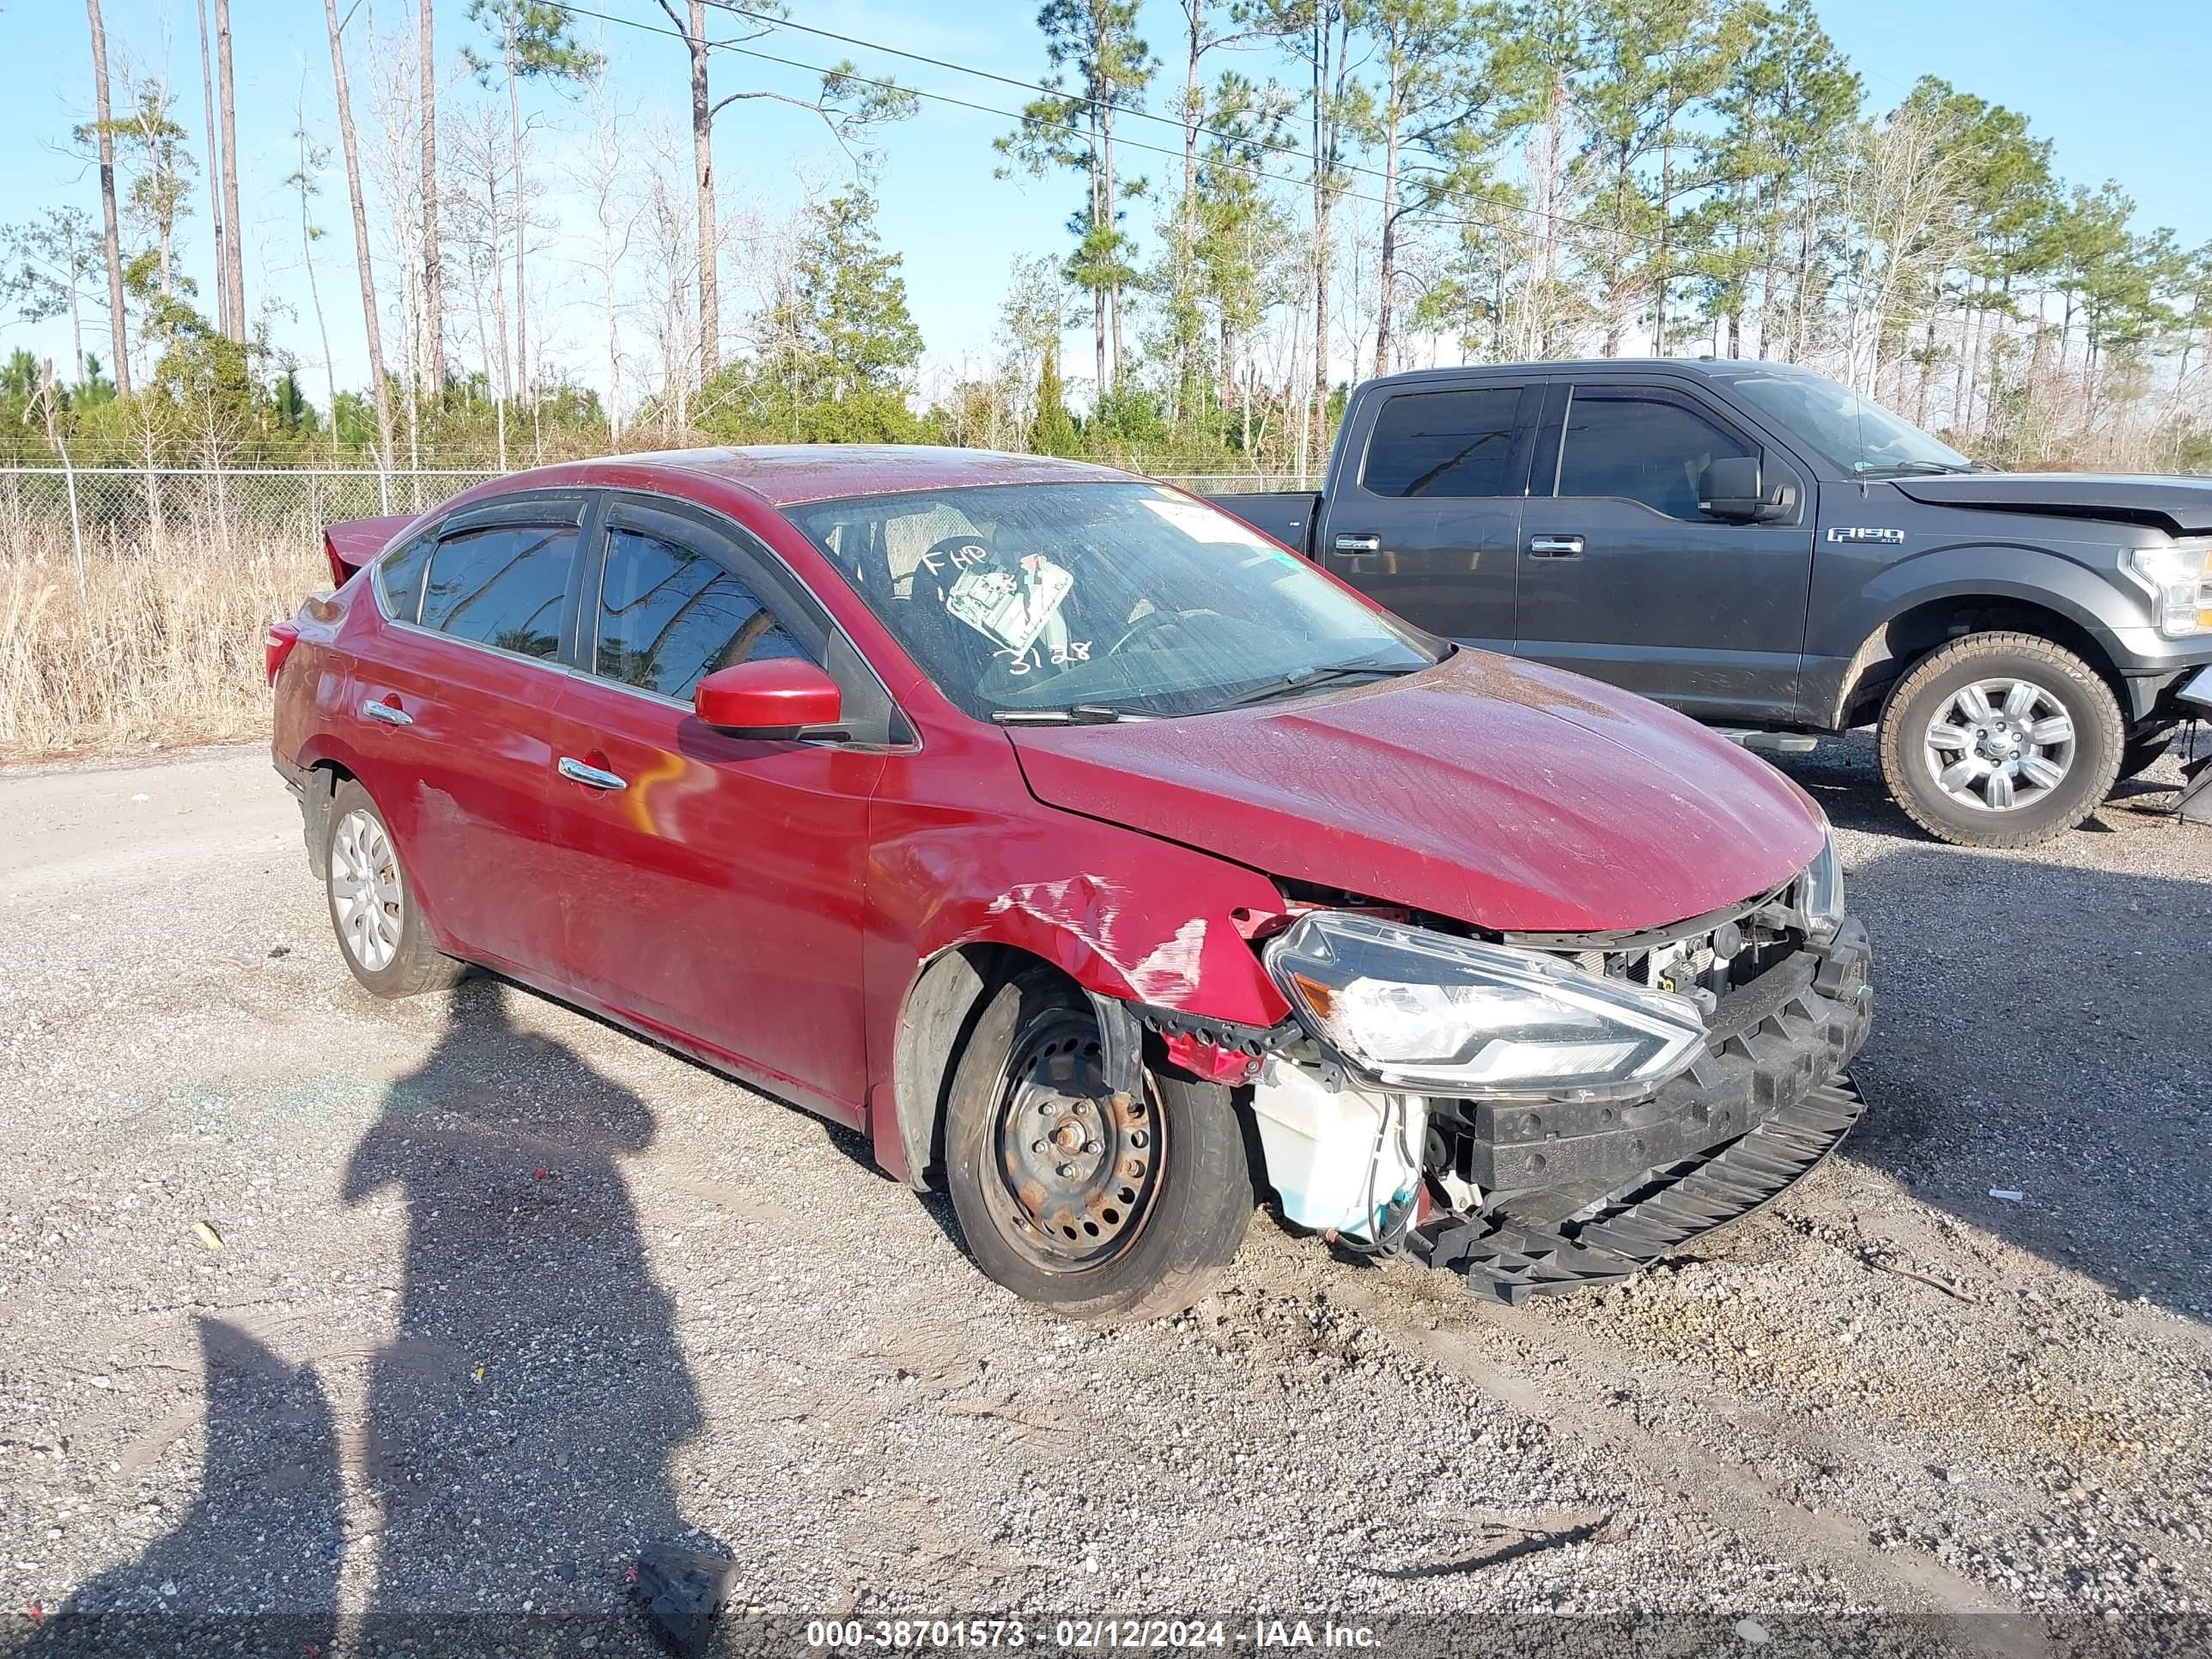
[1528,535,1586,558]
[361,699,414,726]
[1334,532,1383,554]
[556,757,628,791]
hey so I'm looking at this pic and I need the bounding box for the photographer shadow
[341,977,709,1633]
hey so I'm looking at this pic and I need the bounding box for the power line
[690,0,1645,246]
[569,0,1674,256]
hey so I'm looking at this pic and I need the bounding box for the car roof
[539,445,1140,508]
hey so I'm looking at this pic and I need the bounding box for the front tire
[324,779,467,999]
[944,967,1251,1321]
[1876,633,2124,848]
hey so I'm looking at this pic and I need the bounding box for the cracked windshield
[788,482,1441,721]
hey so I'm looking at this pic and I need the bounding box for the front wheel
[943,967,1251,1321]
[1876,632,2124,848]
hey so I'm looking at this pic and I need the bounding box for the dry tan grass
[0,525,325,761]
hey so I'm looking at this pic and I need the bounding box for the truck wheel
[325,779,468,998]
[943,965,1250,1322]
[1876,633,2124,848]
[2116,726,2177,784]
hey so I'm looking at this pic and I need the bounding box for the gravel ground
[1,735,2209,1656]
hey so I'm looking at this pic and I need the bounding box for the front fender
[1812,541,2148,726]
[867,805,1294,1186]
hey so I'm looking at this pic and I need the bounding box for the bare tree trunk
[1103,98,1121,389]
[296,118,338,459]
[685,0,719,375]
[194,0,230,336]
[325,0,395,469]
[421,0,445,396]
[216,0,244,338]
[1372,62,1401,378]
[85,0,131,394]
[1310,14,1334,458]
[1177,1,1200,417]
[501,22,532,420]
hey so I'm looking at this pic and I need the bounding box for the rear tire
[1876,632,2123,848]
[944,967,1250,1322]
[324,779,467,999]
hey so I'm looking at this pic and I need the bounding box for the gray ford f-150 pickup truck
[1206,360,2212,847]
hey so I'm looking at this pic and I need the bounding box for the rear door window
[592,526,810,703]
[418,524,579,659]
[376,535,433,623]
[1554,388,1757,520]
[1360,387,1527,498]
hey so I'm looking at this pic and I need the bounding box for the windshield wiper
[991,703,1125,726]
[1218,657,1421,709]
[1856,459,1983,477]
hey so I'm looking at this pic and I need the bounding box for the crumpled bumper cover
[1409,917,1875,1304]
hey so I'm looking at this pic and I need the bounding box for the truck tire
[943,965,1250,1322]
[325,779,469,998]
[1876,633,2124,848]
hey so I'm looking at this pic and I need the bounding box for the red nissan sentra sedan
[270,447,1871,1317]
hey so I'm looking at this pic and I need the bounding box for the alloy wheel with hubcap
[321,778,467,998]
[331,807,404,972]
[1921,677,2075,813]
[1878,630,2124,849]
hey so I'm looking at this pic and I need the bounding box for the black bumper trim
[1410,1073,1866,1305]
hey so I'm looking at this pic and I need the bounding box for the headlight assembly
[2127,542,2212,639]
[1265,910,1707,1098]
[1798,822,1845,943]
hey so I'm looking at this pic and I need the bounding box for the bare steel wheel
[322,779,467,999]
[1877,632,2123,848]
[944,966,1251,1321]
[982,1006,1164,1272]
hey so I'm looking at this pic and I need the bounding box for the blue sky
[3,0,2206,403]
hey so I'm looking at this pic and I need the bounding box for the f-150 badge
[1827,526,1907,544]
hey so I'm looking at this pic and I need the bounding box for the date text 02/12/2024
[803,1618,1381,1650]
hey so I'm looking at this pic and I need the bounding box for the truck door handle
[361,698,414,726]
[557,757,628,791]
[1528,535,1586,558]
[1334,533,1382,554]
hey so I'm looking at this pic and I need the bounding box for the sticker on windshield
[1139,495,1272,548]
[945,555,1074,655]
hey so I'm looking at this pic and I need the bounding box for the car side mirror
[693,659,842,738]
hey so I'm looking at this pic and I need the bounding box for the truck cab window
[1556,391,1754,521]
[1361,388,1524,498]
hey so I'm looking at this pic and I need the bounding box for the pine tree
[701,186,927,444]
[1031,346,1080,456]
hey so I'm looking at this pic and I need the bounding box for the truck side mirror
[1698,456,1765,521]
[1699,455,1796,525]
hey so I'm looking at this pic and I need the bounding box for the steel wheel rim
[331,808,403,972]
[1921,677,2075,813]
[982,1006,1164,1273]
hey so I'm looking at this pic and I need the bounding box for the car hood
[1889,473,2212,538]
[1005,650,1827,935]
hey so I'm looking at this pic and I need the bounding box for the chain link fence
[0,463,1319,757]
[0,463,1319,575]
